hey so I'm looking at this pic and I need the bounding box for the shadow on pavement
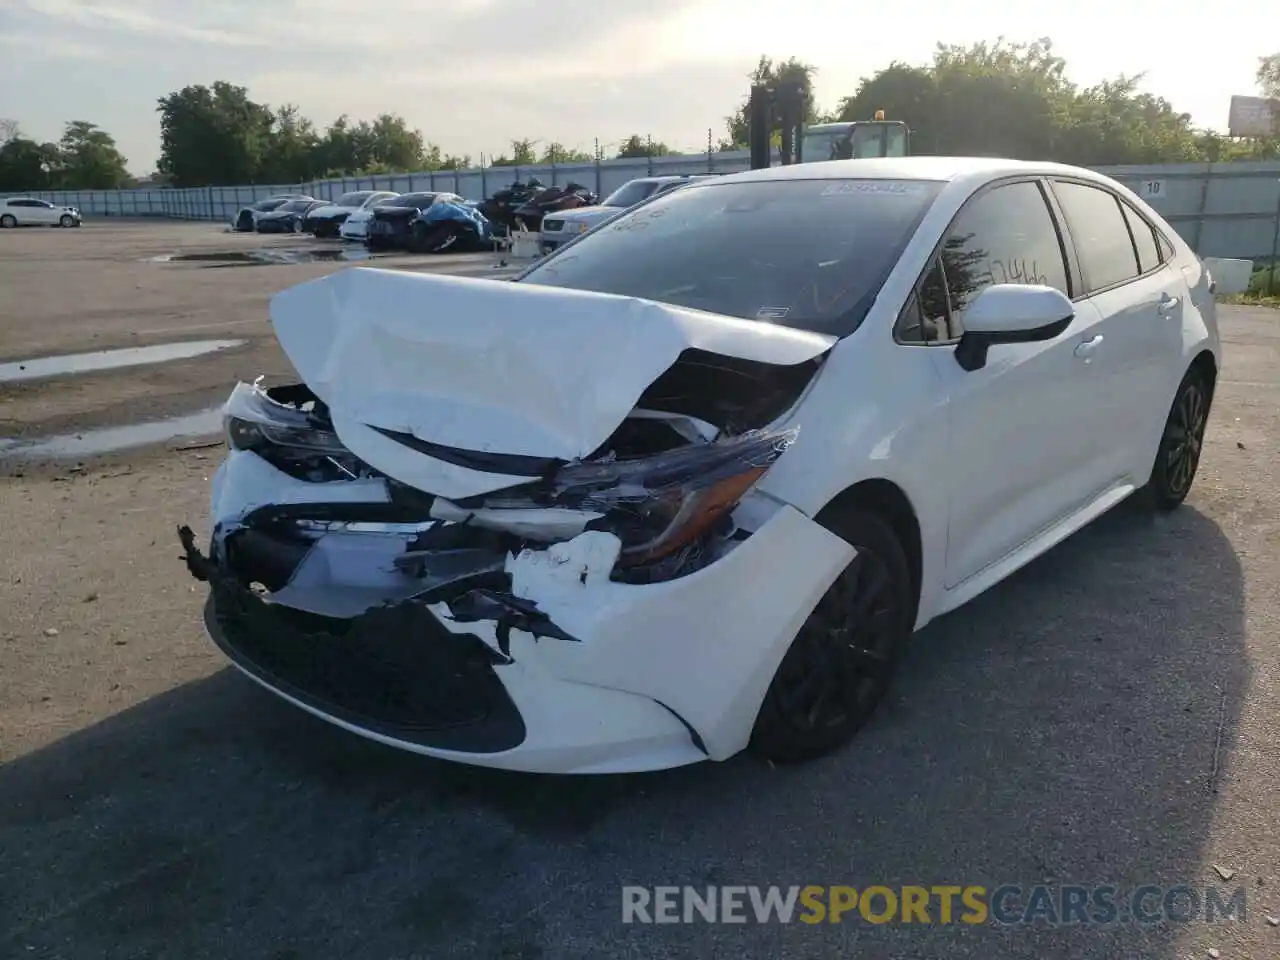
[0,498,1249,959]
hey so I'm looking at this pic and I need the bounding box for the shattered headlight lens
[551,428,797,565]
[223,381,348,456]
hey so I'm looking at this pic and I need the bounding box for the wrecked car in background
[181,158,1220,774]
[366,196,491,253]
[304,190,399,238]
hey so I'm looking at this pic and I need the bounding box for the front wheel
[750,508,914,763]
[59,214,75,228]
[1147,367,1211,511]
[0,214,16,228]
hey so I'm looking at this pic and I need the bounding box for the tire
[59,214,75,228]
[1146,366,1211,511]
[750,508,914,763]
[0,214,15,228]
[236,212,252,232]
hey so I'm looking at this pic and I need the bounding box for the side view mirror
[955,284,1074,372]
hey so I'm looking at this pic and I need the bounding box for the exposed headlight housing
[483,428,797,566]
[223,381,347,457]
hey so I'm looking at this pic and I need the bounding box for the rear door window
[1052,180,1140,293]
[1119,200,1162,274]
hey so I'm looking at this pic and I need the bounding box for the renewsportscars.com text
[621,884,1248,925]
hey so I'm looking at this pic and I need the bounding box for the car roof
[724,156,1107,183]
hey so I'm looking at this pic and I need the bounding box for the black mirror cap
[954,313,1073,372]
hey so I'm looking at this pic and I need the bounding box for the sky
[0,0,1272,174]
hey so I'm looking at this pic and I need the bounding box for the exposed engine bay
[182,346,821,663]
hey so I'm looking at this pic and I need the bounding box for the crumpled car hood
[269,268,834,470]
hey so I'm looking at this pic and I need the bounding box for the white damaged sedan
[180,157,1221,774]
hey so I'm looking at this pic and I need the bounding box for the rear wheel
[750,508,913,763]
[236,211,252,232]
[1147,367,1210,511]
[0,214,16,228]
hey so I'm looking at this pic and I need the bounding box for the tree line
[2,43,1277,191]
[0,119,130,192]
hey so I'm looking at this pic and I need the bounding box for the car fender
[754,314,952,630]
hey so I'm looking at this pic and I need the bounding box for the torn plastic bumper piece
[179,525,526,753]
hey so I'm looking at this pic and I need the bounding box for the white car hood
[308,203,356,219]
[549,205,620,224]
[269,268,833,493]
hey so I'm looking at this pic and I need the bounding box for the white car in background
[539,175,716,252]
[182,157,1220,774]
[339,197,400,241]
[305,191,398,238]
[0,197,82,228]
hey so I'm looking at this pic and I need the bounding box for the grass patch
[1218,264,1280,309]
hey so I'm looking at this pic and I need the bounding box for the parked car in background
[255,199,328,234]
[539,175,714,252]
[230,195,313,233]
[339,197,400,241]
[364,192,466,251]
[304,191,398,238]
[0,197,82,228]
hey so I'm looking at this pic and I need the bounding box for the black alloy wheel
[236,211,253,232]
[1148,368,1210,510]
[751,508,913,763]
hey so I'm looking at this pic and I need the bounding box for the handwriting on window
[988,258,1049,286]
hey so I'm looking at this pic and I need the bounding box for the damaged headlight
[223,380,346,456]
[551,428,796,565]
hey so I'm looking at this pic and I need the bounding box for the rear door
[912,178,1112,587]
[1048,179,1185,485]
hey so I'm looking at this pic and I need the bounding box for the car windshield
[387,193,436,207]
[254,199,288,211]
[336,192,373,207]
[601,180,663,208]
[277,200,313,213]
[519,178,943,337]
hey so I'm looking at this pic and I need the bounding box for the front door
[925,178,1112,588]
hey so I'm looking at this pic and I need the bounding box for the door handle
[1157,294,1181,316]
[1074,335,1103,361]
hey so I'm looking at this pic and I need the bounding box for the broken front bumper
[181,452,853,774]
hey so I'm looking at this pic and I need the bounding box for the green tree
[54,120,130,188]
[1258,53,1280,99]
[258,105,320,183]
[540,142,592,163]
[423,144,470,170]
[489,139,538,166]
[835,38,1211,165]
[616,135,674,158]
[0,137,61,191]
[156,82,274,186]
[366,113,426,170]
[724,55,819,148]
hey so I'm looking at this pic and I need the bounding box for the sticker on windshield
[821,181,927,197]
[756,306,791,320]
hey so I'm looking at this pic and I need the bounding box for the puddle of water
[0,408,224,459]
[0,340,245,384]
[148,247,377,266]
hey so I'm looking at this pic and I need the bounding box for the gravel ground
[0,222,1277,960]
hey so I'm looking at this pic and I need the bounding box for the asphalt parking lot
[1,221,1278,959]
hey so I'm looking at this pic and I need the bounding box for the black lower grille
[183,528,526,753]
